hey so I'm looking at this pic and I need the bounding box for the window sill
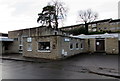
[76,48,79,50]
[19,45,23,46]
[81,48,83,50]
[27,50,32,52]
[19,49,23,51]
[38,50,51,53]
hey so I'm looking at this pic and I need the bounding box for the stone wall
[0,41,2,54]
[87,38,96,53]
[8,26,68,39]
[23,36,61,59]
[58,36,85,57]
[8,26,69,55]
[105,38,119,54]
[23,35,86,59]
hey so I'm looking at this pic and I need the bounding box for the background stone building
[88,19,112,32]
[60,18,120,34]
[88,19,120,32]
[60,24,85,31]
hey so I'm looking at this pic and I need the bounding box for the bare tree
[78,9,98,34]
[49,0,68,29]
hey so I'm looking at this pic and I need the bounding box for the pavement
[0,53,120,79]
[1,53,53,63]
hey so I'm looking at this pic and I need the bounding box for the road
[1,54,119,79]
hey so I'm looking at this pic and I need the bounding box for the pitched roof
[0,36,13,41]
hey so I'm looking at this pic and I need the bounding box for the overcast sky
[0,0,119,33]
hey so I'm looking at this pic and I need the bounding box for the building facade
[5,25,120,59]
[60,24,84,31]
[8,26,69,54]
[73,33,120,54]
[23,35,86,59]
[8,26,87,59]
[88,19,120,32]
[60,19,120,33]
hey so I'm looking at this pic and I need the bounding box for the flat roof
[72,33,120,40]
[0,36,13,42]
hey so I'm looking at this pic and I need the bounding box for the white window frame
[27,37,32,42]
[76,43,79,50]
[70,43,74,50]
[92,24,96,27]
[27,43,32,52]
[19,45,23,50]
[80,43,83,50]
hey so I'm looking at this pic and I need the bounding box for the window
[88,24,91,27]
[38,42,50,52]
[110,27,116,30]
[117,27,120,29]
[92,24,96,27]
[27,37,32,42]
[76,43,79,49]
[98,28,101,30]
[19,45,23,50]
[93,29,97,32]
[104,27,107,29]
[27,43,32,51]
[88,29,91,31]
[70,43,73,50]
[81,43,83,49]
[14,38,18,41]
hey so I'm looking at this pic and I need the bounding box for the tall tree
[48,0,68,29]
[78,9,98,34]
[37,5,56,28]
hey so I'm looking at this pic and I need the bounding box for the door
[96,39,105,52]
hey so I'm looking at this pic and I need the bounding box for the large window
[70,43,73,50]
[38,42,50,52]
[76,43,79,50]
[92,24,96,27]
[81,43,83,49]
[27,43,32,51]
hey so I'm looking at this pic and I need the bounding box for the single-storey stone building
[0,36,14,54]
[23,35,86,59]
[8,26,87,59]
[73,33,120,54]
[8,26,69,54]
[5,26,119,59]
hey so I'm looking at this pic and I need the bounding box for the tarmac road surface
[1,53,119,79]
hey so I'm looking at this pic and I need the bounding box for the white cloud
[0,0,119,33]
